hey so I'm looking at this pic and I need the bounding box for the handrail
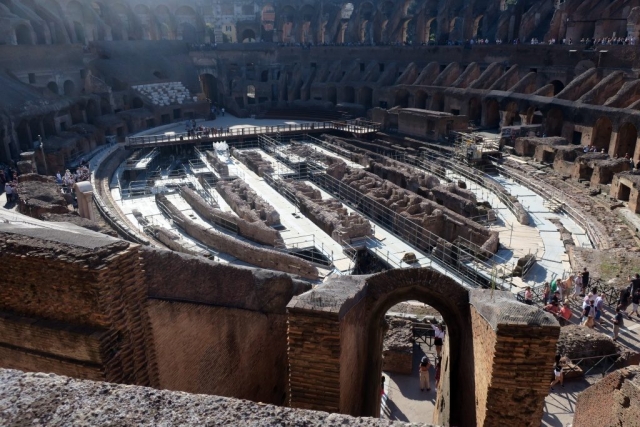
[124,119,381,147]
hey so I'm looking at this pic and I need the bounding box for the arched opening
[358,86,373,109]
[592,116,613,151]
[15,25,33,45]
[341,3,355,20]
[545,108,564,137]
[242,29,256,43]
[449,17,463,43]
[261,70,269,82]
[281,5,295,43]
[616,122,638,159]
[414,91,428,109]
[132,97,144,109]
[484,99,500,128]
[425,18,437,44]
[180,23,197,43]
[394,89,409,108]
[100,97,111,115]
[503,101,520,127]
[63,80,75,96]
[359,2,374,43]
[28,119,42,146]
[86,100,99,124]
[525,106,543,125]
[431,93,444,112]
[473,16,484,39]
[343,86,355,103]
[16,120,32,152]
[73,21,85,44]
[403,18,417,44]
[200,73,220,104]
[327,86,337,105]
[300,5,315,43]
[261,4,275,41]
[550,80,565,96]
[47,82,59,95]
[381,1,394,21]
[468,97,482,125]
[247,85,256,104]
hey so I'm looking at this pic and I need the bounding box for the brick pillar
[287,307,341,412]
[470,290,560,427]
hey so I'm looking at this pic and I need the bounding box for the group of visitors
[535,267,640,341]
[1,166,18,204]
[581,37,635,46]
[56,165,90,187]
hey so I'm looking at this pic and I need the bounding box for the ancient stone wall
[273,179,372,245]
[155,194,317,280]
[180,186,282,246]
[205,150,230,177]
[381,318,413,375]
[469,290,560,427]
[611,171,640,213]
[16,174,69,218]
[572,366,640,427]
[232,149,274,177]
[216,179,280,226]
[0,227,158,387]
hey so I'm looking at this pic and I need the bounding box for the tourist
[543,282,550,303]
[573,273,583,299]
[631,288,640,317]
[594,292,604,325]
[419,356,431,392]
[433,324,445,359]
[549,362,564,390]
[544,300,560,316]
[630,273,640,296]
[4,181,13,203]
[618,286,632,318]
[524,286,533,305]
[550,278,558,300]
[612,307,624,341]
[581,300,594,328]
[559,300,573,326]
[221,107,225,117]
[581,267,590,290]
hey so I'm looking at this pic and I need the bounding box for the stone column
[74,181,95,221]
[470,290,560,427]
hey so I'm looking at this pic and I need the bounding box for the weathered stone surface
[216,179,280,226]
[16,174,69,218]
[556,325,620,360]
[0,369,430,427]
[382,318,414,375]
[573,366,640,427]
[232,149,274,177]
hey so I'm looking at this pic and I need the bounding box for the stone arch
[327,86,337,105]
[502,101,520,127]
[592,116,613,150]
[359,2,374,42]
[281,5,296,43]
[86,99,99,124]
[179,22,197,43]
[15,24,33,45]
[473,15,484,39]
[425,18,437,43]
[483,99,500,128]
[414,90,428,109]
[242,28,256,43]
[357,86,373,109]
[110,2,131,40]
[261,4,275,41]
[200,73,220,104]
[246,84,256,104]
[468,97,482,124]
[616,122,638,159]
[132,97,144,109]
[47,81,59,94]
[550,80,565,96]
[63,80,75,96]
[72,21,85,43]
[342,86,355,103]
[394,89,409,108]
[449,17,463,42]
[545,108,564,137]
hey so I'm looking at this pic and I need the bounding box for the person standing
[543,282,550,304]
[524,286,533,305]
[221,107,225,117]
[618,286,632,319]
[581,268,590,291]
[433,324,445,359]
[4,182,12,203]
[559,300,573,326]
[594,292,605,325]
[550,362,564,391]
[631,289,640,317]
[573,273,583,300]
[419,356,431,392]
[612,307,624,341]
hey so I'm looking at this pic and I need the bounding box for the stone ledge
[0,369,431,427]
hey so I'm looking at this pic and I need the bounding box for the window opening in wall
[618,183,631,202]
[451,109,460,116]
[247,85,256,104]
[173,109,181,119]
[60,122,67,132]
[572,131,582,145]
[28,73,35,84]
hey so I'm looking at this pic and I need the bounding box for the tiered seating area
[259,107,349,121]
[132,82,197,106]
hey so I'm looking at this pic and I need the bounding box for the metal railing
[125,119,381,147]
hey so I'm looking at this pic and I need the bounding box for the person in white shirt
[433,324,445,359]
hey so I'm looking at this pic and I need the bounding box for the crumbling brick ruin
[232,149,274,177]
[216,179,280,226]
[273,179,372,245]
[155,193,317,280]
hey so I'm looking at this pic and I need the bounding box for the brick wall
[0,229,158,387]
[470,306,497,427]
[287,308,341,412]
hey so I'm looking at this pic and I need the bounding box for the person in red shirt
[544,300,560,316]
[558,300,573,326]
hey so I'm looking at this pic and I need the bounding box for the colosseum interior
[1,1,640,426]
